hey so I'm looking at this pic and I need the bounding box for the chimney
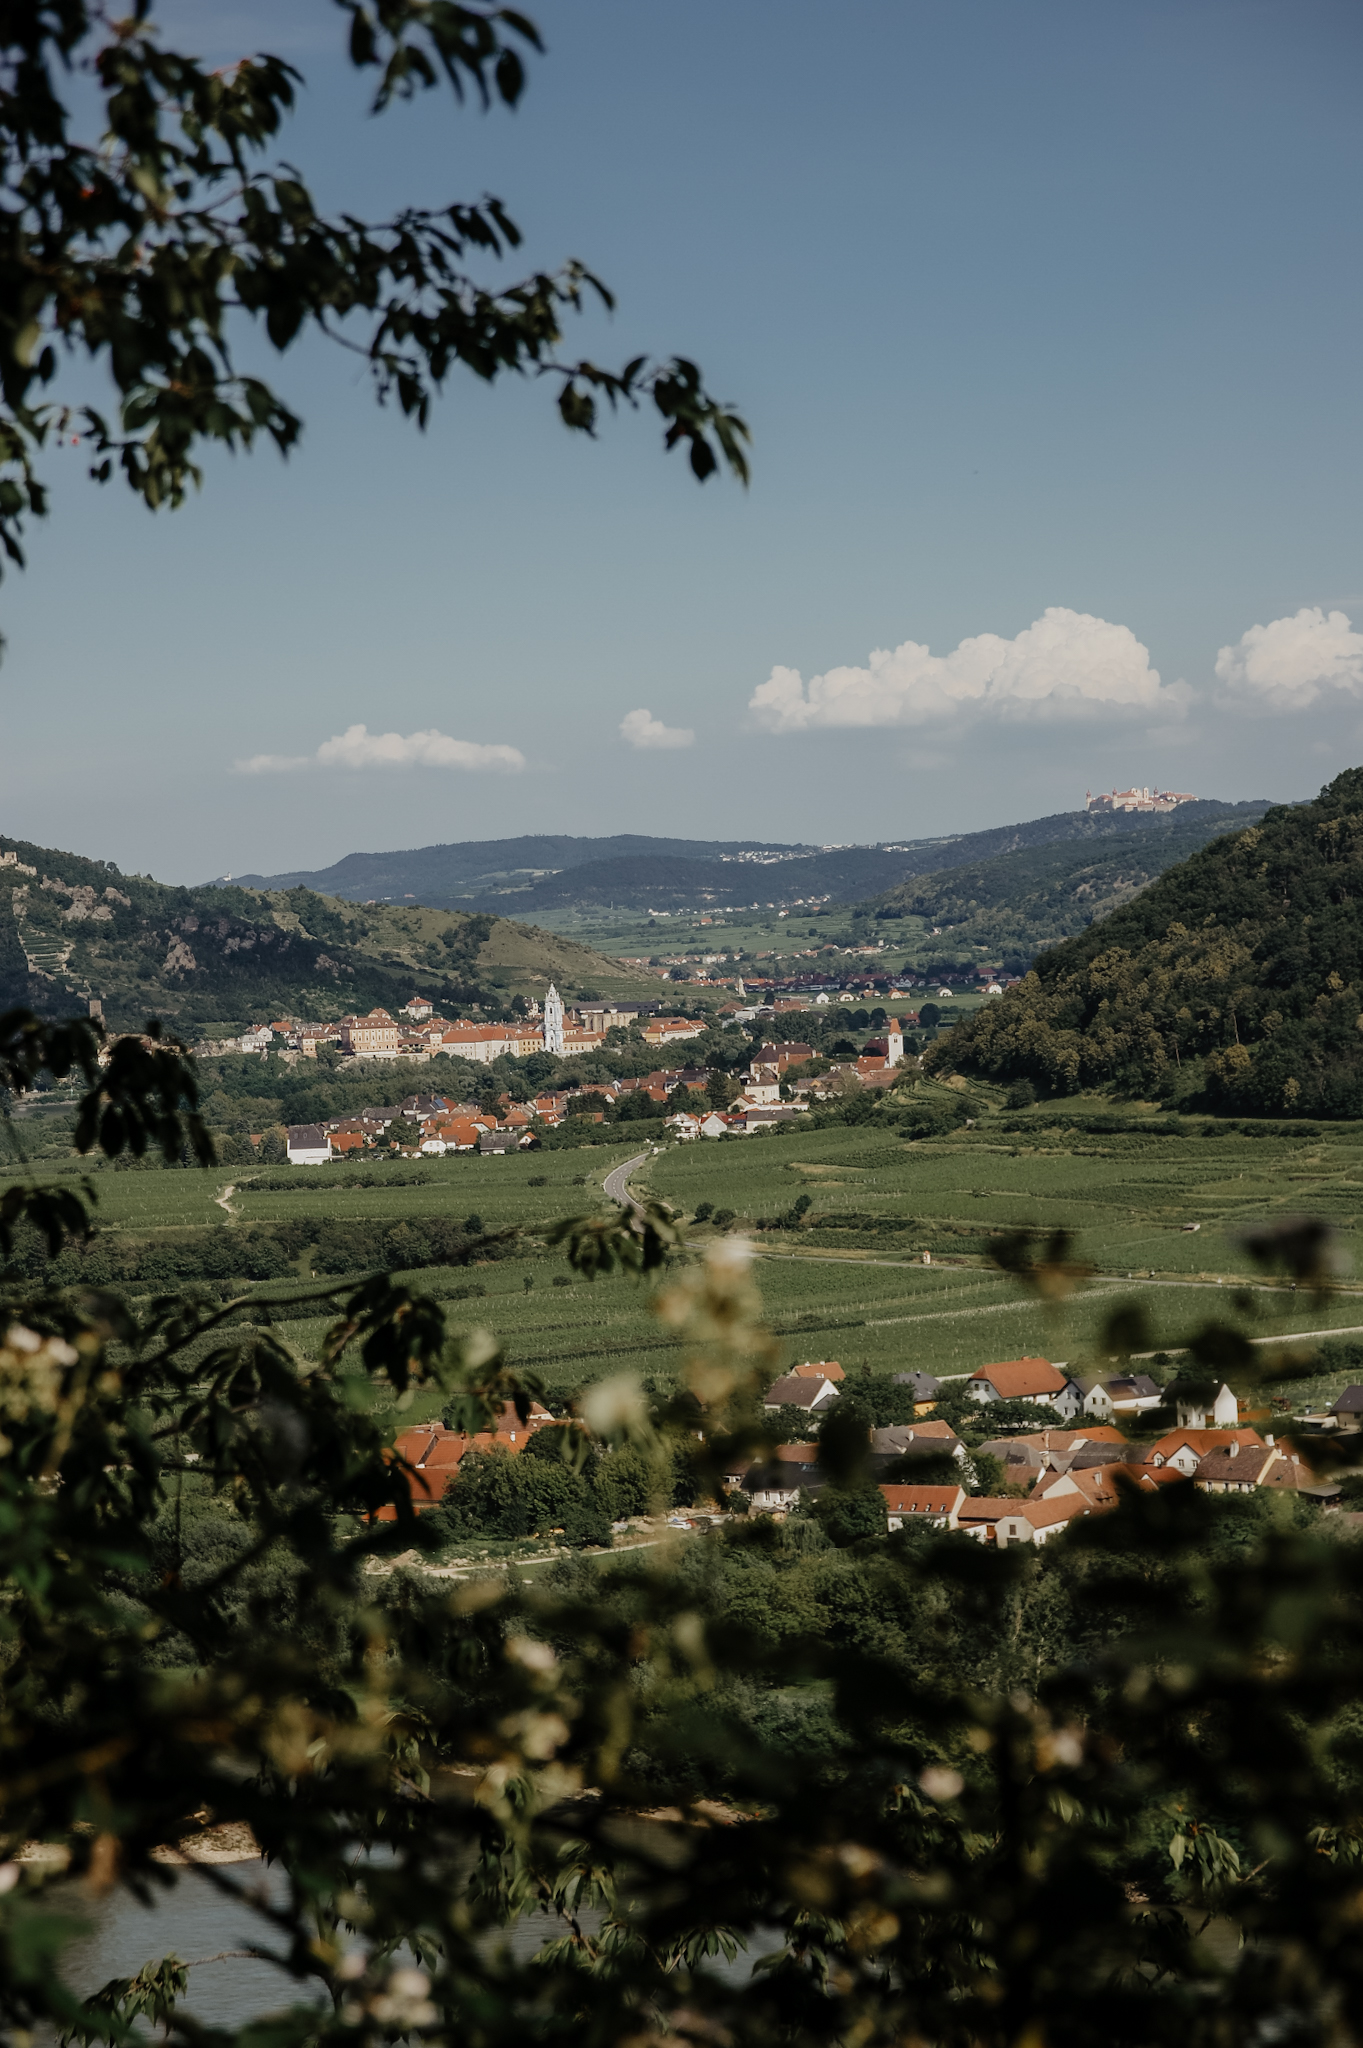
[1229,1441,1239,1457]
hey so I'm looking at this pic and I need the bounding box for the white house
[240,1024,274,1053]
[1104,1373,1164,1415]
[764,1373,841,1413]
[286,1123,332,1165]
[967,1358,1069,1407]
[1068,1377,1116,1421]
[1174,1381,1239,1429]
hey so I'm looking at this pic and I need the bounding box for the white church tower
[543,983,565,1055]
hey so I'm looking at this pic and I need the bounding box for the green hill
[928,767,1363,1119]
[860,809,1270,970]
[0,835,657,1035]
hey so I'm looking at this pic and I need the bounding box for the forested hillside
[929,767,1363,1118]
[0,834,649,1033]
[862,809,1269,969]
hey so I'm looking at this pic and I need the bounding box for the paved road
[603,1151,649,1213]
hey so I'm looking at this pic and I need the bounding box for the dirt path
[214,1182,237,1219]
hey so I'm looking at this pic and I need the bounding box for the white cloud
[236,724,525,775]
[1214,607,1363,713]
[749,607,1187,732]
[620,707,694,750]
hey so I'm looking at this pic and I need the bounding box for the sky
[3,0,1363,883]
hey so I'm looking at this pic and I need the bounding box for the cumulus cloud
[237,724,525,774]
[749,607,1187,732]
[1215,607,1363,713]
[620,707,694,750]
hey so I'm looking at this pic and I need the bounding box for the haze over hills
[0,834,656,1034]
[226,801,1273,916]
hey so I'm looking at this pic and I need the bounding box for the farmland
[11,1103,1363,1409]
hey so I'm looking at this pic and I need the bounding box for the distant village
[385,1348,1353,1549]
[278,1012,914,1161]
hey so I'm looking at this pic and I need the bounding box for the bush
[712,1207,736,1229]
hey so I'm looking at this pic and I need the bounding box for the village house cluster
[377,1350,1348,1544]
[744,1356,1332,1544]
[283,1026,915,1161]
[222,990,708,1064]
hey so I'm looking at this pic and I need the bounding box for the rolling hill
[226,802,1271,916]
[930,766,1363,1119]
[861,808,1272,970]
[0,835,656,1036]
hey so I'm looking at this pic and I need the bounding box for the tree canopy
[0,1,748,581]
[932,766,1363,1117]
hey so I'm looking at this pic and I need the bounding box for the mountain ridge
[225,802,1273,915]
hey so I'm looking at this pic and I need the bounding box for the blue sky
[3,0,1362,882]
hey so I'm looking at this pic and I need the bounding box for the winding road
[603,1151,649,1214]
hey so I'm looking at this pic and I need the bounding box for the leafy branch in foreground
[0,1,748,576]
[1,1226,1363,2048]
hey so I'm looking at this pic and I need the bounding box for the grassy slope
[0,831,659,1033]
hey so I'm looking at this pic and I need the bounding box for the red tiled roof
[880,1485,963,1514]
[1148,1427,1264,1464]
[971,1357,1066,1398]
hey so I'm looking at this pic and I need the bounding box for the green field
[11,1109,1363,1410]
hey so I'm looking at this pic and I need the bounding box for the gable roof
[1148,1426,1264,1464]
[764,1374,839,1409]
[1330,1385,1363,1414]
[971,1356,1066,1398]
[880,1485,964,1516]
[1014,1493,1094,1531]
[956,1496,1030,1524]
[793,1360,845,1380]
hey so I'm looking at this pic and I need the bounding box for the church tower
[543,983,565,1055]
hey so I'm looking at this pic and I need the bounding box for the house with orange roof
[793,1361,845,1381]
[967,1357,1070,1407]
[881,1484,965,1530]
[1195,1440,1313,1494]
[958,1492,1094,1548]
[420,1118,488,1153]
[642,1016,706,1047]
[339,1008,403,1058]
[1147,1426,1265,1477]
